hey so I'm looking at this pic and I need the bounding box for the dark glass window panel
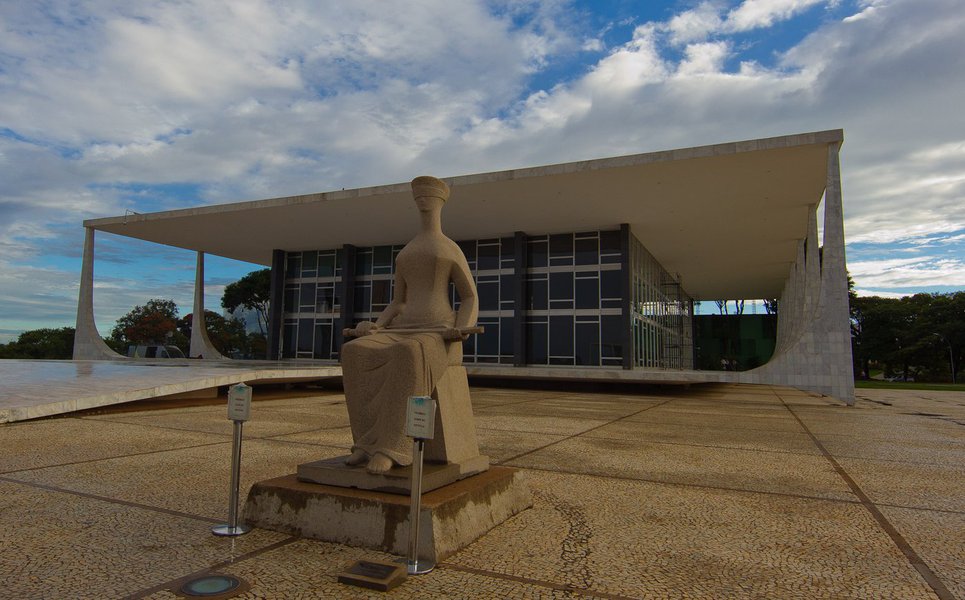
[550,357,574,366]
[318,252,336,277]
[601,270,621,299]
[527,240,548,268]
[576,277,599,310]
[283,287,297,312]
[314,323,332,359]
[282,323,297,358]
[478,281,499,311]
[549,233,573,258]
[500,237,515,259]
[463,334,475,356]
[478,244,499,271]
[601,255,621,265]
[601,315,624,358]
[335,249,343,276]
[550,315,573,357]
[549,272,573,300]
[600,230,621,255]
[477,323,499,355]
[300,283,316,308]
[458,240,476,262]
[602,299,623,309]
[297,319,314,352]
[500,274,515,302]
[332,319,343,355]
[500,317,514,356]
[316,285,335,313]
[371,280,391,306]
[374,245,393,268]
[353,283,371,314]
[285,254,302,279]
[355,251,373,276]
[576,322,600,366]
[301,251,317,277]
[601,357,623,366]
[575,237,599,266]
[528,278,547,310]
[526,322,548,364]
[477,356,499,363]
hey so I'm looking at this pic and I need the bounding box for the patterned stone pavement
[0,383,962,599]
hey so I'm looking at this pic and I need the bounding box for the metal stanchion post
[400,395,436,575]
[213,383,252,537]
[406,437,433,574]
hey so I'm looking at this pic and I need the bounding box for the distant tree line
[851,291,963,383]
[0,269,271,360]
[2,268,962,381]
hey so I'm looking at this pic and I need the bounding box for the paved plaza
[0,382,962,599]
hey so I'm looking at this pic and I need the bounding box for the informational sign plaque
[227,383,252,422]
[405,396,436,440]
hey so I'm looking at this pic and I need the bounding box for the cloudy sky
[1,0,964,343]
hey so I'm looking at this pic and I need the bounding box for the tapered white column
[190,251,227,360]
[73,228,125,359]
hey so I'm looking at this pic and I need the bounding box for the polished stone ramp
[0,359,341,423]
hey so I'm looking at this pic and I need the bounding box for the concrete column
[743,140,855,404]
[189,252,226,360]
[819,143,855,402]
[335,244,357,353]
[619,224,633,370]
[512,231,527,367]
[266,249,285,360]
[72,228,126,359]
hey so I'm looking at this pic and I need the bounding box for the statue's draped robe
[341,245,465,466]
[342,331,460,465]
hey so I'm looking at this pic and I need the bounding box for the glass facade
[276,228,693,369]
[282,249,344,359]
[524,231,624,367]
[628,235,694,369]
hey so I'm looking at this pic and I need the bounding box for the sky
[1,0,964,343]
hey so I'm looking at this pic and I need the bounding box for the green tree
[110,299,186,352]
[177,311,249,357]
[221,269,271,335]
[0,327,75,359]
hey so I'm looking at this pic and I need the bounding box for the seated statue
[341,176,478,475]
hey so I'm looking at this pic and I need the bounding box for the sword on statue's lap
[342,326,484,340]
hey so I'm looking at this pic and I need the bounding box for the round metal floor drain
[179,574,243,598]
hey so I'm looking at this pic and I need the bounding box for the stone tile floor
[0,383,962,599]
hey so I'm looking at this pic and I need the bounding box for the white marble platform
[0,359,342,423]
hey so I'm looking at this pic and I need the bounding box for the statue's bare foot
[366,453,394,474]
[345,448,368,466]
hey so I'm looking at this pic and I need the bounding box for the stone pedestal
[243,467,531,561]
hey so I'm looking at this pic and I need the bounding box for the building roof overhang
[86,129,842,300]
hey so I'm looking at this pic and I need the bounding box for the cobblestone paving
[0,383,962,599]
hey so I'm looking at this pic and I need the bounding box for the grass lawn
[855,380,965,392]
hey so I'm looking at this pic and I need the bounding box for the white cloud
[848,255,965,289]
[725,0,825,31]
[667,2,724,45]
[1,0,965,337]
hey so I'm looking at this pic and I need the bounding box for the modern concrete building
[74,130,855,403]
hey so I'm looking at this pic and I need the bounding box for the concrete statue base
[296,454,490,495]
[243,467,532,562]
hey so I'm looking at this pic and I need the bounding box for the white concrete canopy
[85,130,842,300]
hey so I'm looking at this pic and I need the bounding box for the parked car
[127,344,186,359]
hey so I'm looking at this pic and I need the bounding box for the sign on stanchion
[402,395,436,575]
[212,383,253,537]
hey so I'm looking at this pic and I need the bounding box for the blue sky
[1,0,964,342]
